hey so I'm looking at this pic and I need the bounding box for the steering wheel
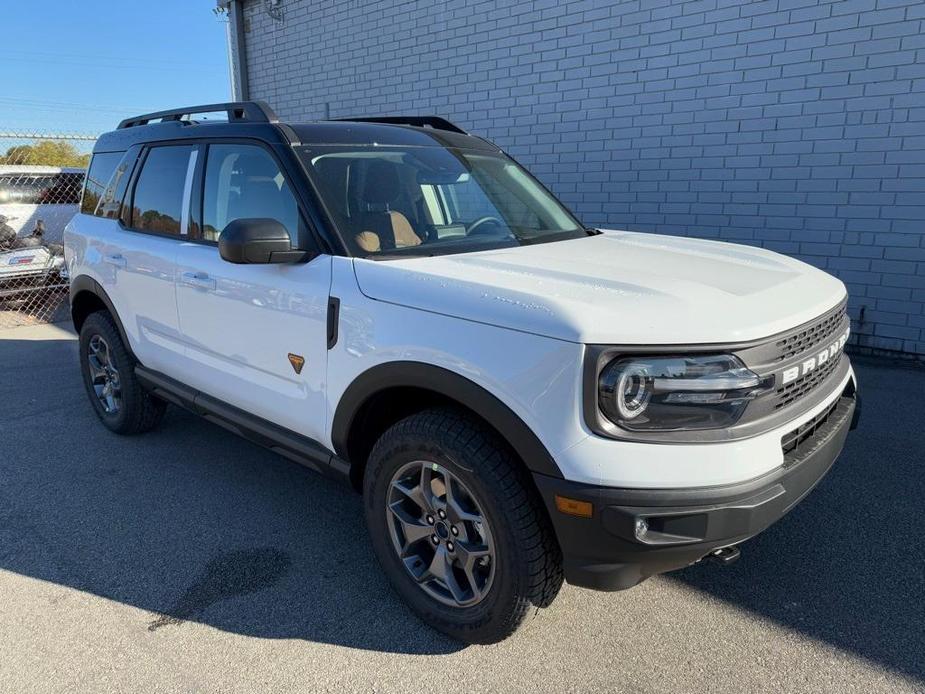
[465,216,505,236]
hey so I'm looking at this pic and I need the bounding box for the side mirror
[218,218,307,264]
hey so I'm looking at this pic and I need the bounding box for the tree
[0,140,91,168]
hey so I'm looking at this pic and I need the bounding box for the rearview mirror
[218,218,307,264]
[416,170,470,185]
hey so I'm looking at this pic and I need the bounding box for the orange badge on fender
[288,353,305,374]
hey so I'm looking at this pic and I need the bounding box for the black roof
[290,122,496,151]
[94,101,497,154]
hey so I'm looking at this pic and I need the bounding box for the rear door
[173,141,331,441]
[105,144,196,372]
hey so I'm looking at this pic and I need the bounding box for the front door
[173,142,331,442]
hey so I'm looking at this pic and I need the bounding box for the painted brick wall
[239,0,925,357]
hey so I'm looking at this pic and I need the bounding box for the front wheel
[364,408,563,644]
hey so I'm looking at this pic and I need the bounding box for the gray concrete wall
[238,0,925,357]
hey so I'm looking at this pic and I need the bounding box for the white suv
[65,102,859,644]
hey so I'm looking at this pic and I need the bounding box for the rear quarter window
[81,152,122,214]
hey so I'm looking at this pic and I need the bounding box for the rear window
[0,172,84,206]
[81,152,121,214]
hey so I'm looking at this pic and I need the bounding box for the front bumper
[534,390,857,591]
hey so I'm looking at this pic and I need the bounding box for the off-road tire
[364,407,563,644]
[79,310,166,434]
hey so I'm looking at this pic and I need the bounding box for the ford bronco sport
[65,102,859,644]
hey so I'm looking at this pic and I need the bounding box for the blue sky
[1,0,231,136]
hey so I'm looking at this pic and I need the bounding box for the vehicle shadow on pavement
[2,335,923,669]
[671,356,925,684]
[0,335,463,655]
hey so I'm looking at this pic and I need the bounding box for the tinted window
[81,152,120,213]
[201,144,299,242]
[130,145,195,235]
[447,173,542,230]
[95,153,135,220]
[298,146,583,257]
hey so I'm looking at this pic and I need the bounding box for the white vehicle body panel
[65,215,182,374]
[325,256,587,457]
[66,213,853,490]
[173,243,331,442]
[328,255,853,489]
[353,230,847,345]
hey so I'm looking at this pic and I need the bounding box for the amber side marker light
[555,495,593,518]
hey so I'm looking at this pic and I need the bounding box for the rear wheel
[79,310,166,434]
[364,408,563,644]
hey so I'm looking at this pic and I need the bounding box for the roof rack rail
[331,116,467,135]
[117,100,279,129]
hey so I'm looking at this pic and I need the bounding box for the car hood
[352,230,847,345]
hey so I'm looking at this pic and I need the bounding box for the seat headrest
[359,160,401,206]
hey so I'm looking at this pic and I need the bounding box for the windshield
[297,145,586,257]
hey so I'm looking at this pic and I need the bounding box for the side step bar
[135,366,351,485]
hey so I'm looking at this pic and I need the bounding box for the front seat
[352,160,422,253]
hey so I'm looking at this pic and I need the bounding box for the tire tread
[366,407,563,643]
[80,311,166,435]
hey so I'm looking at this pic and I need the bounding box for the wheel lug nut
[451,526,459,536]
[446,541,454,552]
[426,514,435,525]
[438,509,446,520]
[431,535,439,545]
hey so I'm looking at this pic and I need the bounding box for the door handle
[103,254,126,268]
[181,271,216,291]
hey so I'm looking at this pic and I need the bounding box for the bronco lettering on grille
[780,327,850,386]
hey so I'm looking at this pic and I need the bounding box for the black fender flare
[69,275,137,360]
[331,361,564,479]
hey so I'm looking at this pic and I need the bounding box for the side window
[80,152,121,214]
[129,145,196,235]
[96,156,133,219]
[201,144,299,242]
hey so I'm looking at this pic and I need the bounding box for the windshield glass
[297,145,585,257]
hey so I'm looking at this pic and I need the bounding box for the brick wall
[239,0,925,357]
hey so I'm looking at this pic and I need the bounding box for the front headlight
[598,354,772,431]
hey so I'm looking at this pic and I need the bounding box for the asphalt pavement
[0,322,922,693]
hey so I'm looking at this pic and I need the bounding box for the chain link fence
[0,131,96,328]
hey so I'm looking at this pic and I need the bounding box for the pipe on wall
[218,0,249,100]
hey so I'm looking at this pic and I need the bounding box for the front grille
[773,301,847,363]
[780,396,841,458]
[773,352,842,410]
